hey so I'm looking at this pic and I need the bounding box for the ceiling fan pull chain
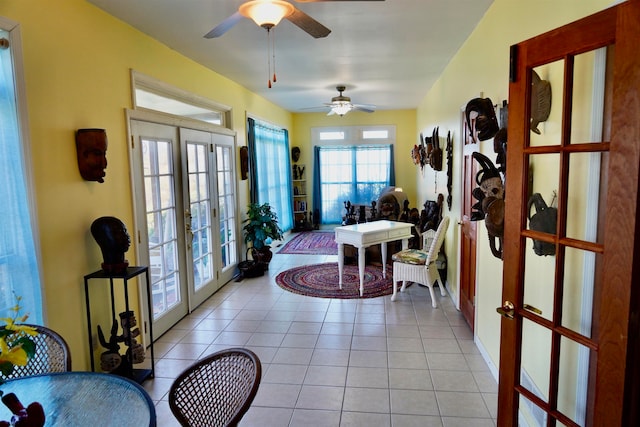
[267,28,272,88]
[272,27,277,84]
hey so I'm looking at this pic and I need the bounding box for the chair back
[169,348,262,427]
[425,216,450,265]
[0,324,72,380]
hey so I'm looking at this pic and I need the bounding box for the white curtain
[0,29,43,322]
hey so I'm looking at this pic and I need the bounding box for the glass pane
[519,393,547,427]
[570,48,608,144]
[566,152,605,244]
[142,138,181,319]
[526,153,560,258]
[523,237,555,322]
[558,336,591,426]
[159,176,174,209]
[521,318,551,415]
[135,88,223,125]
[561,247,601,339]
[157,141,171,175]
[530,60,563,147]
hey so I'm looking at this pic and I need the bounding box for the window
[247,118,294,232]
[315,145,394,224]
[131,70,231,128]
[0,23,43,322]
[312,125,396,224]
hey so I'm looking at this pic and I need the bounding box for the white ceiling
[87,0,494,113]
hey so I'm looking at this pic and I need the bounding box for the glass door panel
[131,120,189,339]
[181,128,238,309]
[216,143,238,275]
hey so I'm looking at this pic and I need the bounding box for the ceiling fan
[204,0,385,39]
[321,85,376,116]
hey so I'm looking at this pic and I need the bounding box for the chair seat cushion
[392,249,428,265]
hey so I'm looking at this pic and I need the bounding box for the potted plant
[242,203,284,269]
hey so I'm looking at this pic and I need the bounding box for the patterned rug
[278,231,337,255]
[275,262,393,299]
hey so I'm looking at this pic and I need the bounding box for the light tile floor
[144,247,498,427]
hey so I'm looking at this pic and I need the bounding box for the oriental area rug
[275,262,393,299]
[278,231,338,255]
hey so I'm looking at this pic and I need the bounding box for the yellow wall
[291,110,418,207]
[416,0,614,372]
[0,0,292,370]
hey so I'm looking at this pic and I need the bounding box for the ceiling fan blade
[203,12,244,38]
[353,104,376,113]
[286,8,331,38]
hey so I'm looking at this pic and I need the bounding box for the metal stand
[84,266,154,383]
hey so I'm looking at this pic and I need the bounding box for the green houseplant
[242,203,284,269]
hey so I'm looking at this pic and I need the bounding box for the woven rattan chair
[391,216,450,308]
[0,324,72,380]
[169,348,262,427]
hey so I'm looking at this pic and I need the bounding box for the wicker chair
[391,216,450,308]
[0,324,72,380]
[169,348,262,427]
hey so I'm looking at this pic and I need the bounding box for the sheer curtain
[247,118,293,232]
[313,144,395,224]
[0,28,43,322]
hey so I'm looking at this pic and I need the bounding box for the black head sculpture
[91,216,131,274]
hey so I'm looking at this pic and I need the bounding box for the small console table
[84,266,155,383]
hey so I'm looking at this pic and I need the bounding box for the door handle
[524,304,542,315]
[496,301,515,319]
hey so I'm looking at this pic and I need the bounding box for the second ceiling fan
[310,86,376,116]
[204,0,385,39]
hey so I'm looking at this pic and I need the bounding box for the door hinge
[131,135,135,149]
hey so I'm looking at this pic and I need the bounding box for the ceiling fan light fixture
[330,102,353,116]
[239,0,295,29]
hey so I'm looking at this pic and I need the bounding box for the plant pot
[250,246,273,270]
[238,260,264,278]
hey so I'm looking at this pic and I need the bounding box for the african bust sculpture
[91,216,131,274]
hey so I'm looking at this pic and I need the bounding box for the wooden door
[460,111,478,330]
[497,2,640,426]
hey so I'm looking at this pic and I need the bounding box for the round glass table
[0,372,156,426]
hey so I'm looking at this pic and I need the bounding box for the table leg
[381,242,387,278]
[402,238,409,250]
[358,246,365,297]
[338,243,344,289]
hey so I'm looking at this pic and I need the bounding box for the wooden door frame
[498,2,640,425]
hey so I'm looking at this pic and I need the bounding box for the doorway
[129,116,239,339]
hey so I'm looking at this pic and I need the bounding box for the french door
[130,118,238,339]
[497,2,640,426]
